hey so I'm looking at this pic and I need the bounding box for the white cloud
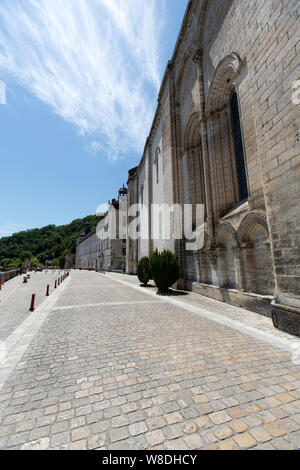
[0,0,165,160]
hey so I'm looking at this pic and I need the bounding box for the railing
[1,269,21,284]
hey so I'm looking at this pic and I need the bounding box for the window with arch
[154,147,161,184]
[230,91,248,201]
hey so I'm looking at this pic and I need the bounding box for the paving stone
[147,416,167,431]
[227,406,247,419]
[163,424,183,440]
[51,421,69,435]
[71,425,91,442]
[183,433,204,449]
[0,271,299,451]
[129,421,148,436]
[161,402,181,414]
[29,425,50,441]
[51,431,70,448]
[110,427,130,443]
[264,422,288,438]
[218,438,239,450]
[249,426,273,443]
[15,419,36,433]
[164,438,189,450]
[194,416,213,430]
[68,439,87,450]
[214,425,234,440]
[182,421,197,434]
[6,433,30,448]
[233,432,257,449]
[145,430,165,447]
[87,433,106,450]
[210,410,232,425]
[166,412,183,425]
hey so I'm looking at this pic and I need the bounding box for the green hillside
[0,215,102,270]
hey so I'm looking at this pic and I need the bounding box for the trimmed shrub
[149,249,180,292]
[137,256,151,287]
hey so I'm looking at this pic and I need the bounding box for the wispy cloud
[0,0,165,159]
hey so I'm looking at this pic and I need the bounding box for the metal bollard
[55,280,57,289]
[29,294,36,312]
[46,285,50,297]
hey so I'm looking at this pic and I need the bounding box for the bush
[149,249,180,292]
[137,257,151,286]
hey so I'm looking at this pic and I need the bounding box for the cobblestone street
[0,271,299,450]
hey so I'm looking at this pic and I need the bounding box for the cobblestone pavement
[0,271,65,342]
[0,270,299,450]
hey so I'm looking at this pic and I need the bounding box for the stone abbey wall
[126,0,300,331]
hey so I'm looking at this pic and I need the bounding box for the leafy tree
[31,257,42,268]
[0,215,103,268]
[50,259,60,267]
[59,249,69,268]
[20,251,32,262]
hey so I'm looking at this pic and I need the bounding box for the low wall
[1,269,20,283]
[185,281,273,317]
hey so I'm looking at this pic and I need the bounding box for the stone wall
[126,0,299,330]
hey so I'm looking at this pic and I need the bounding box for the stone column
[193,50,214,247]
[241,243,256,294]
[147,143,153,257]
[232,245,246,292]
[207,250,218,287]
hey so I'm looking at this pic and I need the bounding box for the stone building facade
[76,188,128,272]
[126,0,300,334]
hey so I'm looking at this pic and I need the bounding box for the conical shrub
[137,256,151,287]
[149,249,180,292]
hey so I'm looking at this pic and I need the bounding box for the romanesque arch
[216,223,237,288]
[237,211,269,245]
[238,212,275,296]
[205,53,248,220]
[184,113,206,229]
[206,53,241,114]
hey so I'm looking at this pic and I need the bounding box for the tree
[31,257,42,268]
[50,259,59,267]
[0,215,103,268]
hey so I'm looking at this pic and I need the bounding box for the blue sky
[0,0,188,237]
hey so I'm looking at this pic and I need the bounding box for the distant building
[76,187,128,272]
